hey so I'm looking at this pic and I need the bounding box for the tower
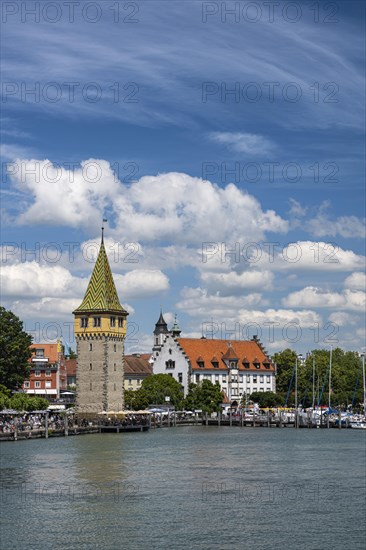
[73,228,128,417]
[153,308,169,355]
[171,314,181,338]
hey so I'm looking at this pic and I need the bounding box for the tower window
[89,363,92,371]
[90,382,92,391]
[114,383,116,391]
[93,317,101,327]
[114,344,117,352]
[81,317,88,328]
[89,343,92,351]
[169,348,172,355]
[110,316,116,327]
[114,363,117,372]
[118,317,123,328]
[155,337,159,345]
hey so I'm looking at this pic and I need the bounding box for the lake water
[1,426,365,550]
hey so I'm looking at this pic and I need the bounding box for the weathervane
[101,218,107,243]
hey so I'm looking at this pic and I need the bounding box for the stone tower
[152,308,169,357]
[73,230,128,418]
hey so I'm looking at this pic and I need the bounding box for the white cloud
[176,286,264,319]
[10,163,289,244]
[255,241,365,272]
[114,270,169,299]
[237,308,321,329]
[306,202,366,239]
[344,272,366,290]
[328,312,358,327]
[283,286,365,311]
[200,270,273,293]
[209,132,276,155]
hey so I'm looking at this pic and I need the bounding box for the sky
[1,0,365,356]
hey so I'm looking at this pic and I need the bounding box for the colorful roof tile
[74,241,127,313]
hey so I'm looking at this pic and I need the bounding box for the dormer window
[263,362,270,369]
[230,361,237,369]
[81,317,88,328]
[118,317,123,328]
[212,361,219,368]
[110,316,115,327]
[254,363,260,369]
[198,361,204,368]
[93,317,101,327]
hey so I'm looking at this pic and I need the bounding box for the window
[110,316,115,327]
[169,348,172,355]
[45,381,51,389]
[165,359,175,369]
[34,370,40,377]
[45,370,51,377]
[266,376,270,383]
[155,337,159,345]
[197,361,204,368]
[89,343,93,351]
[178,373,183,384]
[253,387,257,392]
[24,381,30,388]
[128,379,132,385]
[118,317,123,328]
[114,383,116,391]
[243,362,250,369]
[35,381,41,388]
[212,361,219,368]
[195,374,200,383]
[81,317,88,328]
[253,377,257,383]
[89,363,92,371]
[247,375,250,382]
[230,361,236,368]
[114,344,117,352]
[114,363,117,372]
[260,388,264,392]
[260,376,264,383]
[254,363,260,369]
[36,349,44,357]
[90,382,92,391]
[93,317,101,327]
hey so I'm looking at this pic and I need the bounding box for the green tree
[249,391,282,408]
[132,374,184,410]
[184,380,223,413]
[0,307,33,390]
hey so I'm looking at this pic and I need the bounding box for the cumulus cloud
[209,132,276,155]
[200,270,273,294]
[283,286,365,311]
[114,270,169,299]
[306,201,366,239]
[344,272,366,290]
[254,241,365,272]
[10,162,288,243]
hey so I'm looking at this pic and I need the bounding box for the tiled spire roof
[74,240,126,313]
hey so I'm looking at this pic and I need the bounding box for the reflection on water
[1,427,365,550]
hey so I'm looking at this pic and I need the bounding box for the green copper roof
[74,241,126,313]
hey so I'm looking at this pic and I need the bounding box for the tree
[0,307,33,390]
[249,391,281,408]
[128,374,184,410]
[184,380,223,413]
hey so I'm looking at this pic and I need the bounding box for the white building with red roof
[152,327,276,402]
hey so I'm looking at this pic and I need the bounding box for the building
[152,332,275,402]
[65,358,77,388]
[73,229,128,417]
[124,354,153,391]
[22,342,67,400]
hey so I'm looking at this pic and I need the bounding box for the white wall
[152,334,190,395]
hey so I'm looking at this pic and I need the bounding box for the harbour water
[1,427,365,550]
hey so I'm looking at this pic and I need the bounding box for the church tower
[152,308,169,356]
[73,228,128,417]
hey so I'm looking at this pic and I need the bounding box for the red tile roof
[177,338,274,372]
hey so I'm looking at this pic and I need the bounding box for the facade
[73,231,128,417]
[65,358,77,388]
[124,354,153,391]
[152,335,275,402]
[22,342,67,400]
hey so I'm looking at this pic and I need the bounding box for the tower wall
[76,334,125,418]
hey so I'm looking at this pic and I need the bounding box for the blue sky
[1,0,365,355]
